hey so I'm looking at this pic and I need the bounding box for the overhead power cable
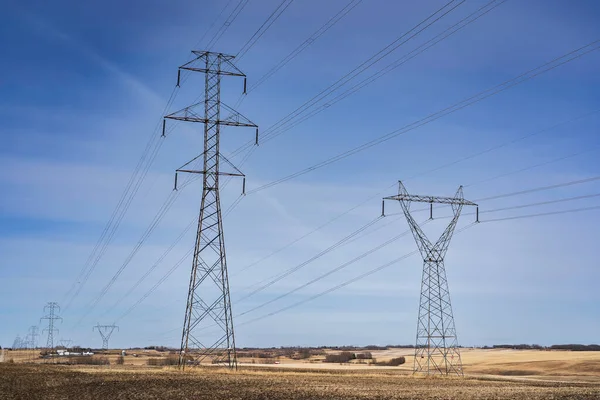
[230,0,501,158]
[118,180,600,327]
[480,205,600,222]
[475,175,600,202]
[241,0,464,146]
[246,0,363,93]
[206,0,252,51]
[234,109,599,277]
[100,218,196,318]
[235,217,382,302]
[236,0,295,61]
[114,247,194,323]
[232,185,391,276]
[149,197,600,342]
[245,39,600,194]
[113,124,599,323]
[69,154,201,326]
[235,191,600,323]
[237,223,419,317]
[62,88,180,312]
[232,222,472,329]
[192,0,236,50]
[405,107,600,182]
[465,146,599,188]
[479,193,600,214]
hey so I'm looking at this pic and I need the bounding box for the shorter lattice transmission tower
[59,339,73,349]
[12,335,24,349]
[93,324,119,350]
[26,326,39,349]
[382,181,478,376]
[41,302,62,349]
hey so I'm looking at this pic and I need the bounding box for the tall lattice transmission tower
[93,324,119,350]
[40,302,62,349]
[383,181,478,376]
[164,51,258,369]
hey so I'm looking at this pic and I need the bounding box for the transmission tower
[40,302,62,349]
[26,326,39,349]
[163,51,258,370]
[12,335,23,349]
[93,324,119,350]
[382,181,478,376]
[59,338,73,349]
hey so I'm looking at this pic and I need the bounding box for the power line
[481,205,600,223]
[114,247,193,323]
[465,146,599,188]
[236,0,295,60]
[478,193,600,214]
[406,107,600,182]
[238,203,600,322]
[101,218,196,317]
[246,39,600,194]
[69,152,202,326]
[476,175,600,202]
[237,223,419,317]
[246,0,363,93]
[206,0,252,51]
[145,194,600,342]
[233,185,392,276]
[248,0,465,143]
[62,87,180,312]
[233,110,599,278]
[235,217,382,302]
[236,182,600,310]
[192,0,236,50]
[230,0,501,158]
[111,143,600,324]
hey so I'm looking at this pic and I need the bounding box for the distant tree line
[481,344,600,351]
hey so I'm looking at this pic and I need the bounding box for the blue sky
[1,0,599,349]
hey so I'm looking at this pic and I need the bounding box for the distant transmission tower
[93,324,119,350]
[163,51,258,369]
[26,326,39,349]
[12,335,23,349]
[383,181,478,376]
[40,302,62,349]
[59,339,73,349]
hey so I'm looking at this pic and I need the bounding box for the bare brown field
[2,349,600,399]
[1,362,600,400]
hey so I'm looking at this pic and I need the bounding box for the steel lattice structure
[164,51,257,369]
[12,335,23,349]
[26,326,39,349]
[93,324,119,350]
[383,181,477,376]
[40,302,62,349]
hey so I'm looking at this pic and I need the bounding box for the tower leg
[414,258,462,375]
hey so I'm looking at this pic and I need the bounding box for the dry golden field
[1,349,599,399]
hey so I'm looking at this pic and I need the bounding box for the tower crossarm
[383,193,477,207]
[178,51,246,79]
